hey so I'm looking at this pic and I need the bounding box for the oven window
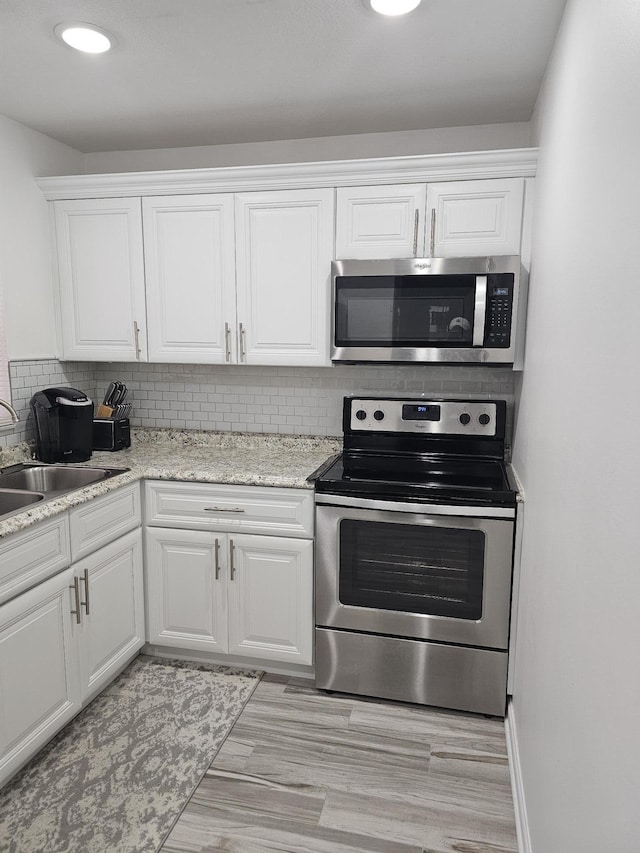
[338,519,485,620]
[334,275,477,347]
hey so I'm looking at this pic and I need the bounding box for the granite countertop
[0,429,342,540]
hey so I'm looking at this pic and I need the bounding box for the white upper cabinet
[336,178,525,259]
[54,198,147,361]
[336,184,427,259]
[235,189,334,366]
[426,178,525,257]
[143,195,237,363]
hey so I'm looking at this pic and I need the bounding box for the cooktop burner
[312,397,517,508]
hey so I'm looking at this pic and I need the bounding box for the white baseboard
[505,699,533,853]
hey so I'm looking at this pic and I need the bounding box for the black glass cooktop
[314,453,517,508]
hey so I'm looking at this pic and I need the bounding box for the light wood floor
[161,674,518,853]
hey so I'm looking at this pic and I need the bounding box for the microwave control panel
[485,278,514,348]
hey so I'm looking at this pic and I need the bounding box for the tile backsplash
[1,359,515,449]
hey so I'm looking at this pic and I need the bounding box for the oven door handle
[315,492,515,519]
[473,274,488,347]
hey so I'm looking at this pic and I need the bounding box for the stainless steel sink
[0,489,45,518]
[0,463,129,496]
[0,463,130,522]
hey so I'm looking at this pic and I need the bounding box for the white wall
[511,2,640,851]
[0,115,83,359]
[83,122,531,173]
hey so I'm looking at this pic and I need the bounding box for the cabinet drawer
[0,516,71,606]
[70,483,141,561]
[145,481,314,538]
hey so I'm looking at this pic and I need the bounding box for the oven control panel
[349,398,499,436]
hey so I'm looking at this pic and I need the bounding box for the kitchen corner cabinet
[71,528,145,701]
[144,481,314,666]
[234,189,334,366]
[53,198,147,361]
[142,194,237,363]
[0,568,82,786]
[336,178,524,259]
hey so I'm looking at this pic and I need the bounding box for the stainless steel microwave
[332,255,525,365]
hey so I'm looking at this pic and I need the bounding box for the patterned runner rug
[0,655,262,852]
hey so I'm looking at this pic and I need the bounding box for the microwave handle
[473,275,488,346]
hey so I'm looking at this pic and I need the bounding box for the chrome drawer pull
[203,506,246,513]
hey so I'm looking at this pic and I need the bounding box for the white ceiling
[0,0,567,154]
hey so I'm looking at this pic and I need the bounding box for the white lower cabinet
[227,534,313,664]
[145,528,227,653]
[72,528,145,700]
[0,568,82,786]
[145,504,314,667]
[0,484,145,788]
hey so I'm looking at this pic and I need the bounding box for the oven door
[315,499,514,650]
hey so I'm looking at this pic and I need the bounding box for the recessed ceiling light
[369,0,422,15]
[54,22,113,54]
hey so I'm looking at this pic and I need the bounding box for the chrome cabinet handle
[203,506,246,513]
[69,576,82,624]
[238,322,246,361]
[429,209,436,257]
[224,322,232,362]
[134,321,142,359]
[229,539,236,580]
[81,568,90,615]
[412,209,419,257]
[214,537,221,580]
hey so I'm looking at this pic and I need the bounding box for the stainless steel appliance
[332,255,524,365]
[30,387,94,463]
[313,396,518,716]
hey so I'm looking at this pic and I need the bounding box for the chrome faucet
[0,398,19,424]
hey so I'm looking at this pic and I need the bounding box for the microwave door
[472,275,488,347]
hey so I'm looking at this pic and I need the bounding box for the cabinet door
[235,189,334,366]
[143,194,237,363]
[0,568,81,787]
[336,184,426,259]
[73,529,145,701]
[145,527,228,653]
[54,198,147,361]
[426,179,524,257]
[227,534,313,665]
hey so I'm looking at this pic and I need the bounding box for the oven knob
[355,409,367,421]
[373,410,385,421]
[479,413,491,425]
[459,413,471,425]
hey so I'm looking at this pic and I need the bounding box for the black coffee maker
[30,387,94,463]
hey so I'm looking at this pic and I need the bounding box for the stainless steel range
[313,396,518,717]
